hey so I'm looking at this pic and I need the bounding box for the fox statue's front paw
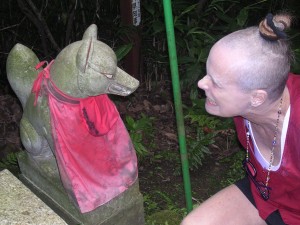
[20,117,51,158]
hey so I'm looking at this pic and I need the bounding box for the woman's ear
[251,90,268,107]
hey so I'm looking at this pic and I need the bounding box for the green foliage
[185,127,214,171]
[184,97,214,171]
[154,191,178,210]
[144,191,185,225]
[2,0,300,86]
[146,209,184,225]
[220,150,246,187]
[125,113,155,159]
[0,0,130,84]
[115,43,133,61]
[0,152,19,170]
[292,48,300,74]
[141,0,275,90]
[291,31,300,74]
[182,92,235,171]
[184,110,217,172]
[143,187,190,225]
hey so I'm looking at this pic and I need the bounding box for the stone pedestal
[18,151,145,225]
[0,169,67,225]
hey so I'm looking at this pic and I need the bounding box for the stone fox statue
[6,24,139,213]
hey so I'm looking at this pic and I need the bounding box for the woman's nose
[198,75,209,90]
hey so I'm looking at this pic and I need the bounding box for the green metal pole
[162,0,193,213]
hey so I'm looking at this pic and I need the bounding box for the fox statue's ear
[77,24,98,73]
[82,24,98,40]
[76,38,93,74]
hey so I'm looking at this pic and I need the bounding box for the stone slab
[18,151,145,225]
[0,169,67,225]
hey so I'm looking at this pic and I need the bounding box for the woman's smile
[206,97,217,106]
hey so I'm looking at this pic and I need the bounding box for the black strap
[265,13,288,40]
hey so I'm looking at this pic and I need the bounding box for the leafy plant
[115,43,133,61]
[185,127,214,171]
[144,194,160,216]
[183,92,236,171]
[155,191,178,210]
[125,113,155,159]
[141,0,273,91]
[292,48,300,74]
[220,150,246,187]
[144,190,185,225]
[291,31,300,74]
[146,209,184,225]
[0,151,19,170]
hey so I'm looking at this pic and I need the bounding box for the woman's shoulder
[233,116,245,133]
[287,72,300,85]
[287,73,300,126]
[287,73,300,100]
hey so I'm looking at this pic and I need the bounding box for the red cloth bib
[32,61,138,213]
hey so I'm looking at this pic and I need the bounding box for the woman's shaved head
[210,13,294,101]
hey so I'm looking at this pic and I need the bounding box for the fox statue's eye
[105,74,113,79]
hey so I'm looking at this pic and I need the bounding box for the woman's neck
[245,86,289,128]
[243,86,290,165]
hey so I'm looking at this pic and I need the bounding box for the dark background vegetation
[1,1,300,224]
[1,0,300,87]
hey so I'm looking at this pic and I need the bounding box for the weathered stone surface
[6,23,144,224]
[6,24,143,215]
[0,169,67,225]
[18,151,145,225]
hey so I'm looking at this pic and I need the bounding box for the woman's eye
[208,77,217,86]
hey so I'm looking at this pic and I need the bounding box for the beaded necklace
[246,97,283,190]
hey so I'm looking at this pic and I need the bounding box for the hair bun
[259,13,292,41]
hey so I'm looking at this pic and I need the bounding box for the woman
[181,13,300,225]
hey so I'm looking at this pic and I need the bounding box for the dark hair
[259,13,292,41]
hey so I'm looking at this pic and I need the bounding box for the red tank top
[234,73,300,224]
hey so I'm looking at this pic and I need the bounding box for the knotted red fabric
[32,61,138,213]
